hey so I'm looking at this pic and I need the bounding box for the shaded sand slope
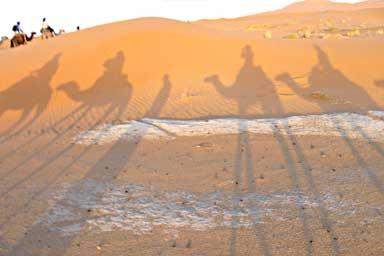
[0,18,383,136]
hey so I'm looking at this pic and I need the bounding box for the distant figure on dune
[12,21,24,35]
[41,18,56,39]
[0,36,10,49]
[77,26,80,31]
[57,51,132,117]
[11,21,27,47]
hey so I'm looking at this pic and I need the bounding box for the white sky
[1,0,362,38]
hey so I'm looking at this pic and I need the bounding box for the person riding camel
[12,21,27,42]
[12,22,24,34]
[41,18,56,36]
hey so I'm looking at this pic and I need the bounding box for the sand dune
[0,16,383,137]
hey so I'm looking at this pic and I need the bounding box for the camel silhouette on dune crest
[57,51,132,117]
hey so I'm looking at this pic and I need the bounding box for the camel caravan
[0,18,66,49]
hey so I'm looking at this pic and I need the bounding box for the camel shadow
[205,45,278,256]
[0,51,132,166]
[57,51,132,118]
[205,45,280,116]
[276,45,384,196]
[276,45,379,112]
[0,52,132,190]
[0,54,61,142]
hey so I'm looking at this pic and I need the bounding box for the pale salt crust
[74,111,384,145]
[39,179,381,237]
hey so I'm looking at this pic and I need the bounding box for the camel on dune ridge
[10,32,36,48]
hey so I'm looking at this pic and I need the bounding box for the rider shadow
[205,45,341,256]
[6,74,172,256]
[0,54,61,143]
[58,51,133,118]
[276,45,379,112]
[276,45,384,196]
[0,51,132,166]
[205,45,280,116]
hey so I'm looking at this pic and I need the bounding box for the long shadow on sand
[206,46,346,255]
[276,45,384,197]
[5,75,172,256]
[0,54,60,143]
[0,51,133,248]
[0,51,132,197]
[204,45,338,256]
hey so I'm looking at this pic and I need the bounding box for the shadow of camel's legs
[283,124,340,255]
[0,105,116,230]
[0,105,92,193]
[346,118,384,158]
[230,120,271,256]
[272,122,314,256]
[0,105,87,162]
[0,108,33,143]
[229,130,242,256]
[244,126,271,256]
[333,119,384,197]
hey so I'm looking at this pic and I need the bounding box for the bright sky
[1,0,362,38]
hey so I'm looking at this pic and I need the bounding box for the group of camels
[0,28,55,49]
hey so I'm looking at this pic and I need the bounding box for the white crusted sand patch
[39,180,377,236]
[73,111,384,145]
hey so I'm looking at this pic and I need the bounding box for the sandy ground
[0,2,384,255]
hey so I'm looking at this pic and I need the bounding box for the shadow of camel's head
[204,74,219,84]
[57,81,79,93]
[103,51,125,71]
[275,72,291,82]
